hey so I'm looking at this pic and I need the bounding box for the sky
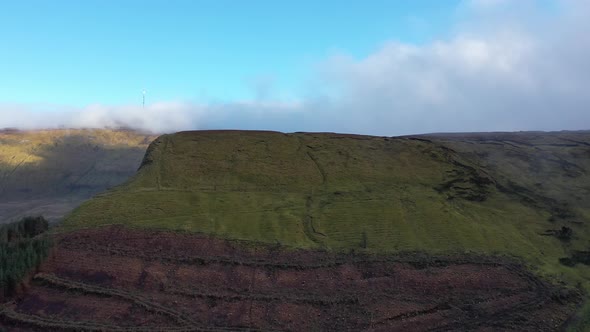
[0,0,588,135]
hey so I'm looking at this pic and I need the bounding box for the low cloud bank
[2,0,589,135]
[0,101,306,134]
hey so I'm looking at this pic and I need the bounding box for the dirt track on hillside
[0,226,580,331]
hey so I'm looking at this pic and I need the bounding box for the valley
[0,129,156,223]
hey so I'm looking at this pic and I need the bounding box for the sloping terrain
[62,131,590,287]
[0,128,156,223]
[3,129,578,330]
[0,226,580,331]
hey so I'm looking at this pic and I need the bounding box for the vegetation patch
[560,251,590,267]
[0,216,52,298]
[1,227,582,331]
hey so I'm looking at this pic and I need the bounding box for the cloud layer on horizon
[2,0,589,136]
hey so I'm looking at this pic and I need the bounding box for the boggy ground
[0,226,581,331]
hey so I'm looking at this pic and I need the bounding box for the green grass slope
[0,128,156,223]
[63,130,590,292]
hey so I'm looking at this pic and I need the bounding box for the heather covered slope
[63,130,590,291]
[2,226,577,331]
[0,129,156,223]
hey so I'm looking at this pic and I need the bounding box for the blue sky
[1,0,588,135]
[0,0,461,106]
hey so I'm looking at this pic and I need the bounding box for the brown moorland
[0,226,580,331]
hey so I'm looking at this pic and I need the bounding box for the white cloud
[312,0,590,135]
[0,100,305,133]
[1,0,589,135]
[69,102,199,133]
[0,102,197,133]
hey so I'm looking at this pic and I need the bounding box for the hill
[0,129,583,331]
[62,130,590,289]
[0,128,156,223]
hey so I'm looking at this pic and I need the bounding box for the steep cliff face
[62,130,590,292]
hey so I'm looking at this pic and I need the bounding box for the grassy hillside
[0,128,156,223]
[62,130,590,292]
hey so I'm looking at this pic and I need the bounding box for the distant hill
[62,130,590,294]
[0,128,156,223]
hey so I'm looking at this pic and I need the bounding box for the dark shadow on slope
[0,133,152,223]
[416,131,590,223]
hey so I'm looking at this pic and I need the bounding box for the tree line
[0,216,52,297]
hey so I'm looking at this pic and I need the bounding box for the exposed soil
[0,226,581,331]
